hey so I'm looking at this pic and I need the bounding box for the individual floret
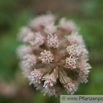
[39,50,54,64]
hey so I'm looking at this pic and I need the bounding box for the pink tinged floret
[65,56,77,69]
[28,69,42,85]
[47,34,59,48]
[22,54,36,68]
[66,32,84,44]
[39,50,54,64]
[78,61,91,74]
[78,73,88,83]
[29,32,44,47]
[66,44,82,56]
[23,31,35,42]
[44,23,57,34]
[59,17,77,32]
[41,86,61,97]
[42,87,56,97]
[77,61,91,83]
[18,27,31,41]
[19,61,33,77]
[43,74,56,88]
[64,83,76,94]
[29,14,55,31]
[17,45,32,58]
[79,45,88,55]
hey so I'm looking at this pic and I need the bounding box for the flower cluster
[17,13,91,97]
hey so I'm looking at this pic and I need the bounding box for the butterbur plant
[17,13,91,97]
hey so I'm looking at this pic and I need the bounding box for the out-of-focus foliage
[0,0,103,103]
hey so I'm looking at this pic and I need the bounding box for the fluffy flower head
[17,13,91,96]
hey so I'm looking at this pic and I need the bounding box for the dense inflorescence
[17,13,91,97]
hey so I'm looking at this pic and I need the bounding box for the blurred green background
[0,0,103,103]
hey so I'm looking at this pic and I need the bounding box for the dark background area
[0,0,103,103]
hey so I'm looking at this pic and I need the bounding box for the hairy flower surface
[17,13,91,96]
